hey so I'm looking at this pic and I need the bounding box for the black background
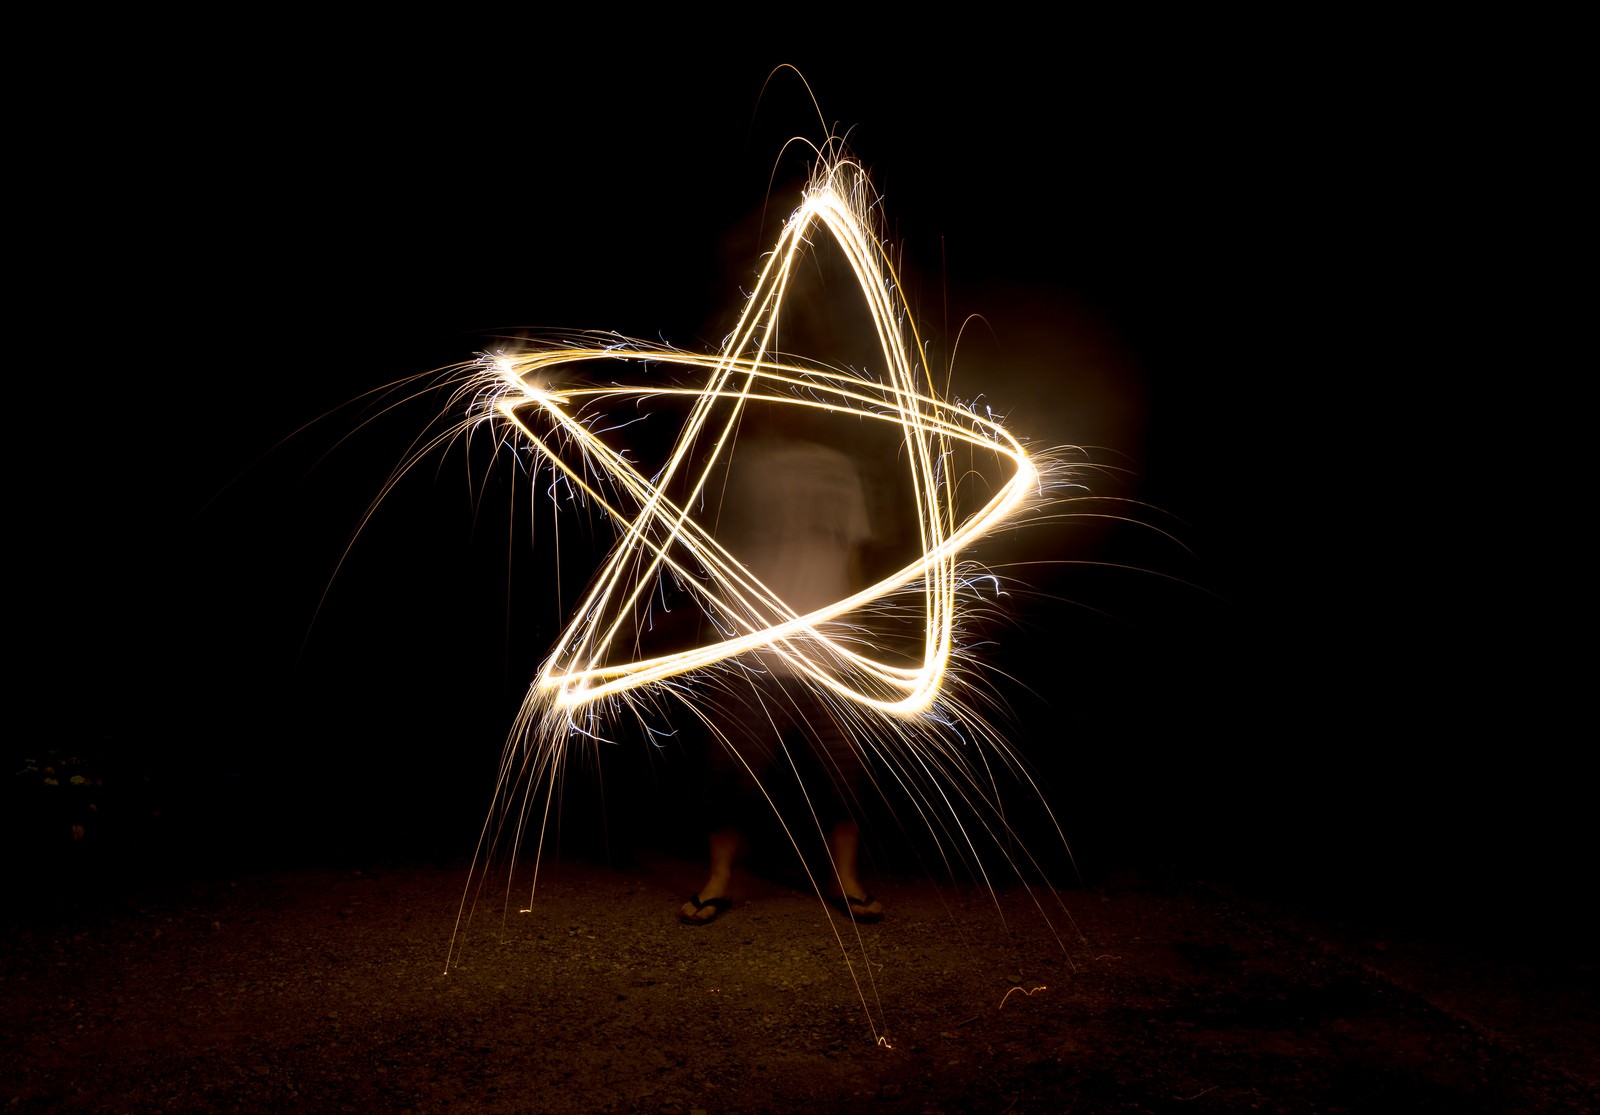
[20,34,1562,946]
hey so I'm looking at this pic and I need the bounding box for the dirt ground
[4,849,1596,1115]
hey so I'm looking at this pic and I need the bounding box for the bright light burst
[421,149,1089,1041]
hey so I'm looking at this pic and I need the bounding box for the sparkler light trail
[409,144,1091,1042]
[486,157,1044,720]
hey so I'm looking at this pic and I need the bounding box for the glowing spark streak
[999,984,1049,1009]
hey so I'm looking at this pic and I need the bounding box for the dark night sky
[23,39,1561,940]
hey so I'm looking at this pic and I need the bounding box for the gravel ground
[5,852,1596,1114]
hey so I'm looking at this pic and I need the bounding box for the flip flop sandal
[680,894,733,926]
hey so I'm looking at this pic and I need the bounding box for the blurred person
[680,426,886,925]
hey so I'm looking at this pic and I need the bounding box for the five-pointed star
[489,161,1038,718]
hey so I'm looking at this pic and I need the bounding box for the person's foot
[679,893,733,926]
[829,893,885,923]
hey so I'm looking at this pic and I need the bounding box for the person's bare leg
[681,829,739,923]
[828,819,884,919]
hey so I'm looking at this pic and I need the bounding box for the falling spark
[999,983,1049,1009]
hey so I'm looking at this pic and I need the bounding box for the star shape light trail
[481,157,1043,727]
[437,156,1082,1031]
